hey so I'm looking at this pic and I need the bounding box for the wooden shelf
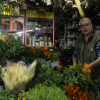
[0,14,23,18]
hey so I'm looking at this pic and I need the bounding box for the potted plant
[63,63,94,100]
[46,52,59,68]
[31,47,48,64]
[5,39,34,64]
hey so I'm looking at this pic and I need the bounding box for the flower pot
[47,61,59,68]
[37,58,47,64]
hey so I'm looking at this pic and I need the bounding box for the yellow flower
[73,64,76,67]
[56,74,60,76]
[17,98,20,100]
[22,97,25,100]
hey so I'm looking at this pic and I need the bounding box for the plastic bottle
[35,38,39,46]
[67,32,70,38]
[44,37,47,46]
[39,36,44,46]
[32,36,35,46]
[48,37,52,46]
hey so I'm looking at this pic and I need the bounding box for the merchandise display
[0,4,54,47]
[65,17,80,48]
[25,10,54,47]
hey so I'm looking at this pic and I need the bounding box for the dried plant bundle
[1,60,37,91]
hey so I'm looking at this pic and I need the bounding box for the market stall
[0,0,100,100]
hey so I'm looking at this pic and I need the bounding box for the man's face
[80,20,92,35]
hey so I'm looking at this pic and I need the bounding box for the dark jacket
[76,32,100,79]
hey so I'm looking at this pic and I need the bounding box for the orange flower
[38,47,41,49]
[73,96,76,100]
[73,21,76,24]
[82,63,91,73]
[76,86,80,90]
[65,84,67,89]
[87,69,91,73]
[47,55,50,58]
[83,63,88,68]
[82,68,91,73]
[44,47,48,51]
[31,47,35,50]
[82,68,87,73]
[73,64,76,67]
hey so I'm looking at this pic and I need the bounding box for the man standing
[72,17,100,97]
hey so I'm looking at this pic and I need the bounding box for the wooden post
[74,0,85,17]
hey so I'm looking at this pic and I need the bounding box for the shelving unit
[25,10,55,47]
[0,2,55,47]
[65,17,81,48]
[0,15,24,42]
[60,17,81,67]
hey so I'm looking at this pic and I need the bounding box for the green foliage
[0,39,7,66]
[0,39,35,65]
[0,90,17,100]
[6,39,34,64]
[19,84,68,100]
[26,61,45,89]
[32,47,45,59]
[26,62,94,93]
[96,93,100,100]
[48,53,59,62]
[63,64,93,92]
[42,67,64,88]
[26,62,64,90]
[0,39,59,66]
[31,48,59,62]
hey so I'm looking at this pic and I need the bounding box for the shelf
[66,27,79,30]
[26,30,53,34]
[66,37,77,39]
[0,30,19,33]
[0,14,23,18]
[0,9,54,47]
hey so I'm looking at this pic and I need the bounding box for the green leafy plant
[32,47,46,59]
[63,63,93,92]
[0,39,7,66]
[47,52,59,62]
[26,61,64,91]
[19,84,69,100]
[0,90,17,100]
[5,39,34,64]
[31,47,59,62]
